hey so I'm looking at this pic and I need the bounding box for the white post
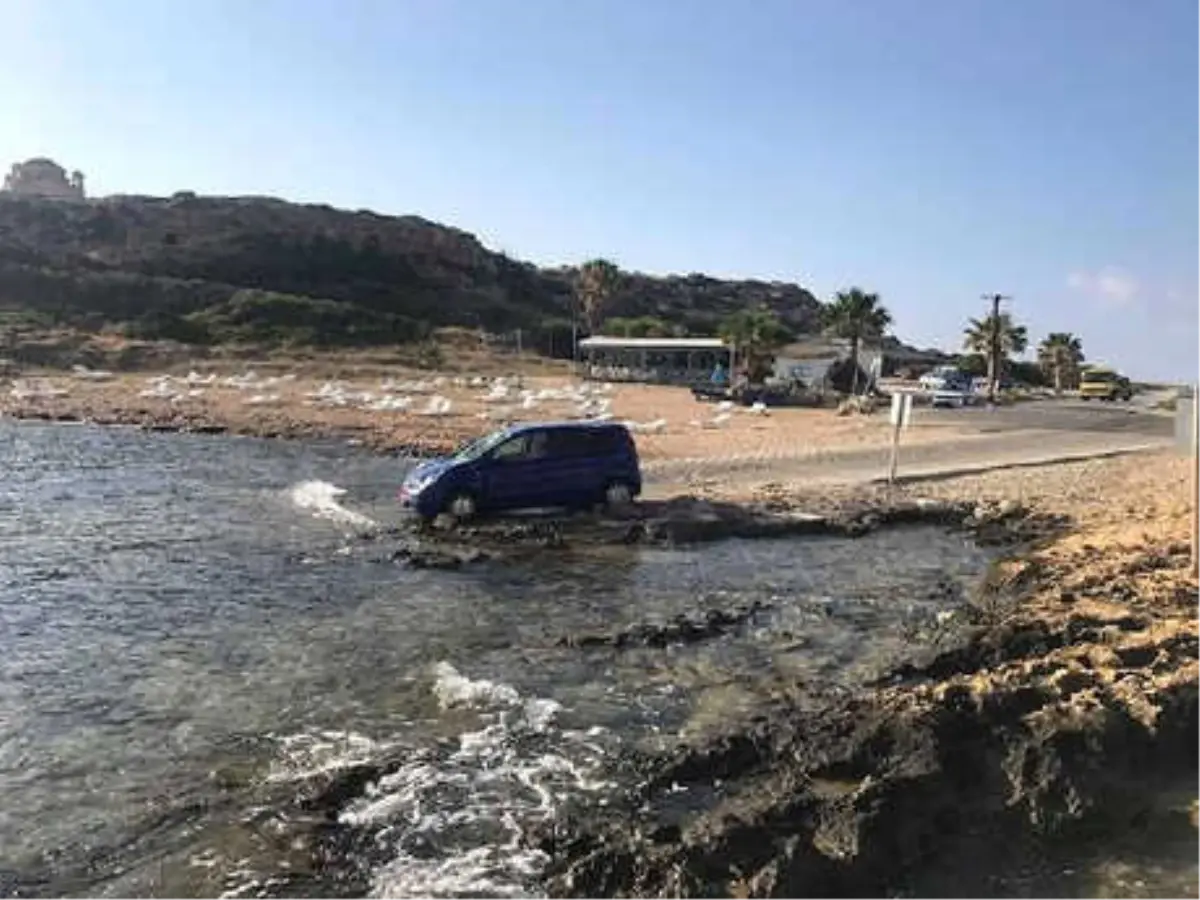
[1192,385,1198,577]
[571,320,579,380]
[887,420,902,484]
[888,393,911,484]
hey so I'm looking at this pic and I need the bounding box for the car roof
[506,420,627,434]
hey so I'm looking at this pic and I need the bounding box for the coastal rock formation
[529,498,1199,898]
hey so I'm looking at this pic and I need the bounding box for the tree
[822,288,892,394]
[1037,332,1085,393]
[573,258,622,334]
[718,308,790,383]
[963,313,1028,392]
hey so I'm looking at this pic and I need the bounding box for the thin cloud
[1066,267,1139,307]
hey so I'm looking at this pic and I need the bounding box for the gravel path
[644,426,1173,489]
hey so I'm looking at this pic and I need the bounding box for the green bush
[182,289,426,347]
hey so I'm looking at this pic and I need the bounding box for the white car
[920,367,974,407]
[919,366,963,392]
[931,385,973,408]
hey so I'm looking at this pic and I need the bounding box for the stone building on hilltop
[2,158,85,200]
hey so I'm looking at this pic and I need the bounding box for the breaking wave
[328,662,615,898]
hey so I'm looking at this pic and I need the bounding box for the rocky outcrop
[529,506,1199,898]
[556,600,774,651]
[0,193,821,349]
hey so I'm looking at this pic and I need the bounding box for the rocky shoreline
[533,461,1197,898]
[273,453,1197,898]
[5,384,1193,896]
[0,401,458,456]
[349,493,1065,577]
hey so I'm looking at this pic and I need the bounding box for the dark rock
[557,600,772,652]
[537,675,1199,899]
[390,542,491,569]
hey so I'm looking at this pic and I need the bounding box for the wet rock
[386,496,993,556]
[535,522,1198,900]
[390,541,491,569]
[538,672,1199,899]
[634,497,837,545]
[557,600,772,651]
[958,501,1070,547]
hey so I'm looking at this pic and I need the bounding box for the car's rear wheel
[444,492,477,521]
[604,481,634,509]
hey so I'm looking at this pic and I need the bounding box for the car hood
[404,456,459,486]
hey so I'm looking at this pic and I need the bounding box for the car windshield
[451,429,510,461]
[1081,371,1115,383]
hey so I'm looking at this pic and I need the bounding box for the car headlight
[406,474,436,494]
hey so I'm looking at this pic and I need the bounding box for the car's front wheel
[444,492,477,521]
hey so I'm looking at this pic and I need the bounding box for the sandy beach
[0,363,974,461]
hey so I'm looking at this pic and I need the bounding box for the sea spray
[288,479,379,531]
[334,661,614,898]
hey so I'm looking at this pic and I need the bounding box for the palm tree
[963,313,1028,396]
[822,288,893,394]
[573,259,622,335]
[719,308,790,384]
[1037,332,1085,394]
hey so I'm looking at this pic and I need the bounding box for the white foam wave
[289,480,378,531]
[337,662,615,899]
[432,659,522,710]
[267,729,397,783]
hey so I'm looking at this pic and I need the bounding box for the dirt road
[645,399,1176,489]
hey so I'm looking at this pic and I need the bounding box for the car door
[481,430,550,511]
[541,428,598,508]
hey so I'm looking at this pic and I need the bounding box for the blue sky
[2,0,1196,380]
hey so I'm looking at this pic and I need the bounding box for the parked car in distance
[919,366,964,392]
[924,368,976,408]
[930,380,976,408]
[1079,367,1133,402]
[398,421,642,521]
[971,376,1014,393]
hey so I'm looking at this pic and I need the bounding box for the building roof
[578,336,727,351]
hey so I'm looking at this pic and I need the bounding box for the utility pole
[980,293,1011,405]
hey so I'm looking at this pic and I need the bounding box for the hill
[0,192,823,354]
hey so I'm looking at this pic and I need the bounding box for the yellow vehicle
[1079,366,1133,401]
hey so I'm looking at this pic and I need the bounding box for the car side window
[491,435,530,462]
[548,429,611,458]
[492,432,550,462]
[547,429,583,458]
[528,431,550,458]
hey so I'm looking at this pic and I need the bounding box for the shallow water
[0,420,993,897]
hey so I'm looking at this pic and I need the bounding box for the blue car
[398,421,643,521]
